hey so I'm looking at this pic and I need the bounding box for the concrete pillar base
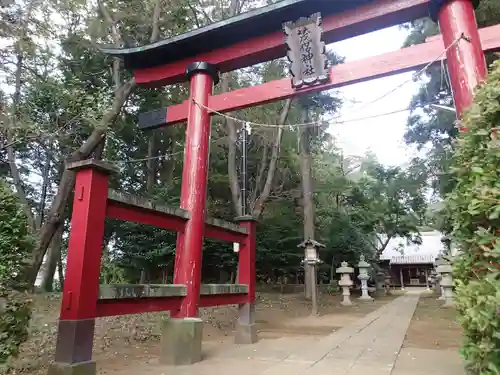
[47,361,96,375]
[235,322,258,344]
[235,302,258,344]
[160,317,203,366]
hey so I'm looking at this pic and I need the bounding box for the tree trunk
[220,74,243,217]
[299,106,315,299]
[57,250,65,290]
[330,256,335,283]
[37,149,51,228]
[159,128,175,183]
[161,267,168,284]
[251,99,292,218]
[40,224,64,292]
[146,133,156,193]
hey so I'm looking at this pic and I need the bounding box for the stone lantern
[434,257,447,300]
[357,255,373,301]
[428,269,438,291]
[298,238,325,316]
[436,262,454,307]
[336,261,354,306]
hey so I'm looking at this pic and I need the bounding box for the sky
[327,25,422,167]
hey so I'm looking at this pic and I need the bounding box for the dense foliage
[0,179,34,367]
[446,59,500,375]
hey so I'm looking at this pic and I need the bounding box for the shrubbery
[0,179,34,369]
[446,59,500,375]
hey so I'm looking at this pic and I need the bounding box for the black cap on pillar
[429,0,481,22]
[186,62,219,85]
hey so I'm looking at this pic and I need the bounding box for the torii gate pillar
[173,62,219,319]
[433,0,487,117]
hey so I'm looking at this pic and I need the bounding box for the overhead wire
[106,150,184,165]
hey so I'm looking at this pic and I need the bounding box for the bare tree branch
[98,0,122,89]
[150,0,162,43]
[250,144,268,204]
[186,1,202,28]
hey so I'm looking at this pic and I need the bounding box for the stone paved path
[106,291,465,375]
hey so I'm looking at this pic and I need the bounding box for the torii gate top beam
[146,23,498,128]
[102,0,433,86]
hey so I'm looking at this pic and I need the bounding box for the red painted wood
[163,24,500,125]
[173,72,214,318]
[95,294,247,316]
[60,169,109,320]
[236,219,257,303]
[96,297,183,317]
[106,199,246,242]
[134,0,431,87]
[106,200,187,232]
[204,224,247,243]
[437,0,487,117]
[199,293,248,307]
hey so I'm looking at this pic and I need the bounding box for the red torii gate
[49,0,500,374]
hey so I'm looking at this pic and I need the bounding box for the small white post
[399,267,405,290]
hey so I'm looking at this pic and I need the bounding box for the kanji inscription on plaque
[283,13,328,89]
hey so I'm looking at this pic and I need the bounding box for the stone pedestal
[375,271,385,292]
[434,273,445,300]
[234,303,258,344]
[336,262,354,306]
[47,361,96,375]
[432,274,440,294]
[428,269,438,293]
[47,319,97,375]
[384,274,392,295]
[437,264,454,307]
[357,255,373,301]
[160,318,203,365]
[424,268,430,290]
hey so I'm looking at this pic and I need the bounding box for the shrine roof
[101,0,375,70]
